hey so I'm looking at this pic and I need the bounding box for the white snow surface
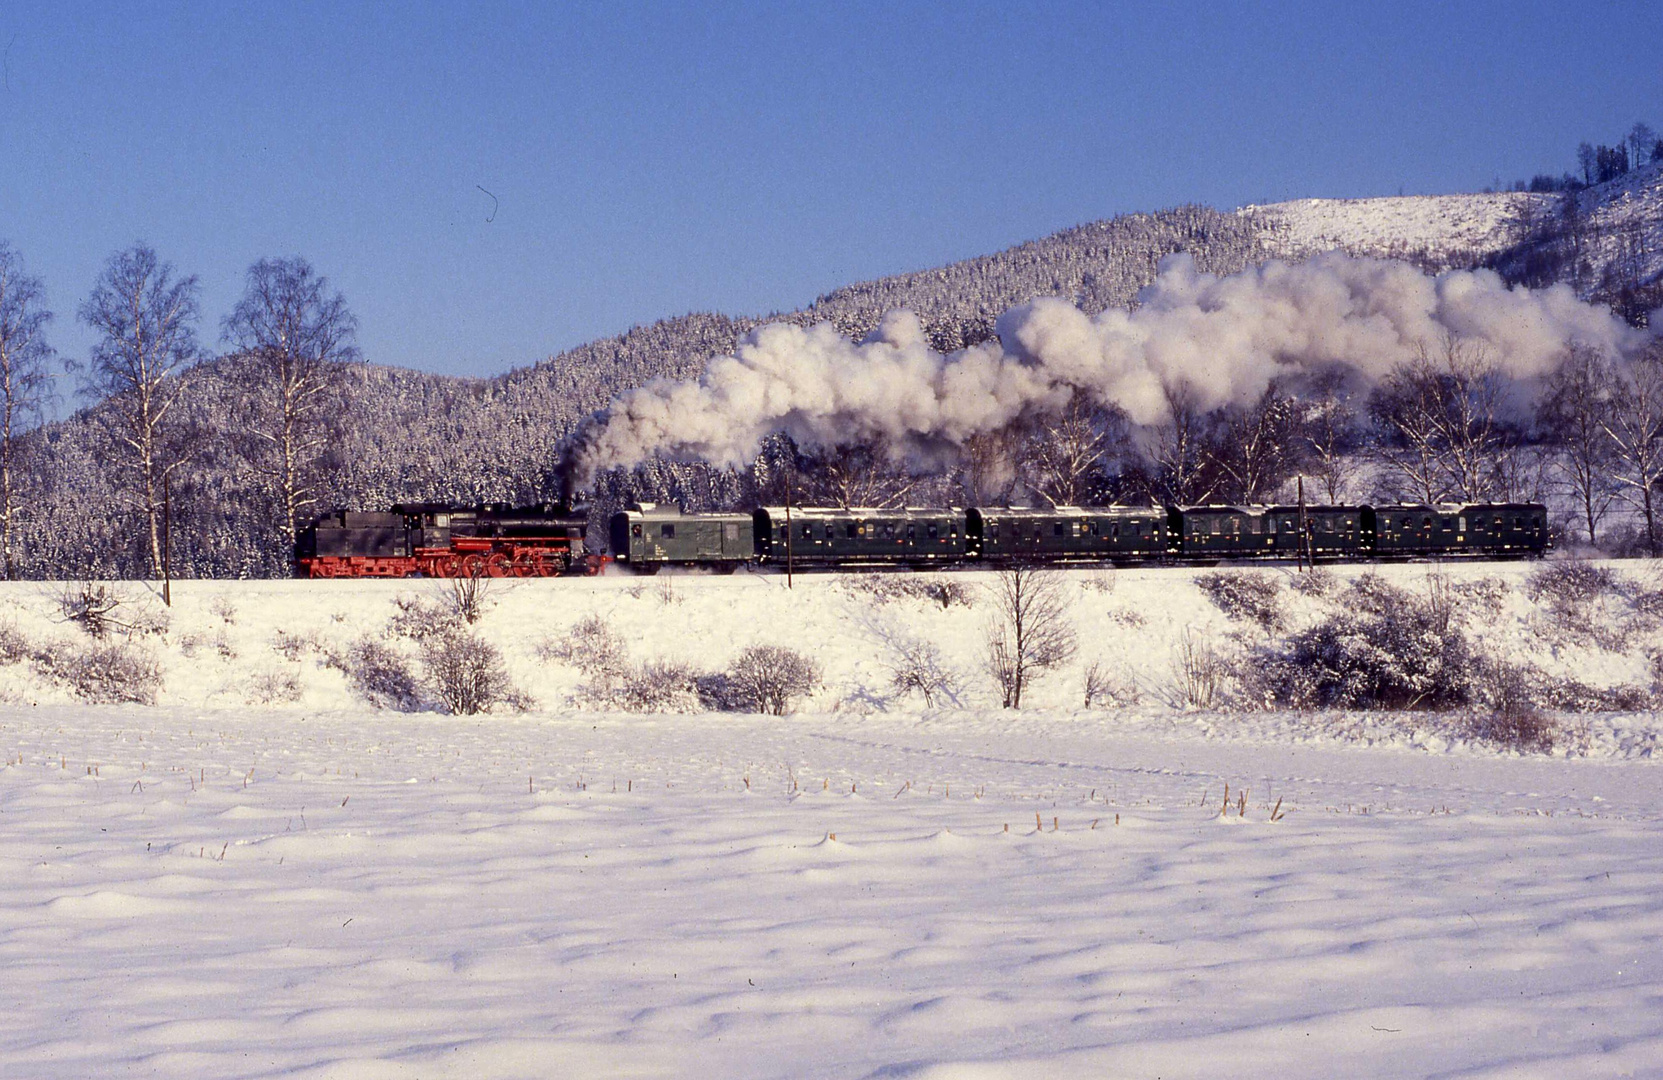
[1242,191,1540,263]
[3,565,1663,1078]
[1242,162,1663,290]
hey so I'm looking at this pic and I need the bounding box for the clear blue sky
[1,1,1659,386]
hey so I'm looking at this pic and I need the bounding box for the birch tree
[1370,334,1509,503]
[0,243,56,578]
[1025,393,1123,506]
[1603,344,1663,555]
[985,566,1076,709]
[1541,345,1617,545]
[1149,382,1219,505]
[223,257,358,553]
[77,245,200,579]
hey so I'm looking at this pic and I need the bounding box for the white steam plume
[566,252,1651,483]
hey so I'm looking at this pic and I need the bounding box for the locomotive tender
[297,500,1547,578]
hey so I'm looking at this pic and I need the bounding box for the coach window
[661,524,676,539]
[846,523,858,539]
[631,524,642,537]
[928,524,939,539]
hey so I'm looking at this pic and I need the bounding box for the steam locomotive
[296,503,596,578]
[296,500,1549,577]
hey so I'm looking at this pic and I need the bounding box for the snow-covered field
[3,566,1662,1078]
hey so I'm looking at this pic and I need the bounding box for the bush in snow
[539,614,629,676]
[1083,658,1138,707]
[447,574,493,625]
[1166,628,1228,710]
[54,581,168,640]
[1195,571,1284,631]
[0,619,32,665]
[886,637,960,708]
[1465,662,1560,753]
[1452,575,1512,618]
[271,628,329,662]
[388,594,454,643]
[1080,569,1117,595]
[1466,708,1559,754]
[37,641,162,705]
[726,645,819,715]
[1245,588,1472,711]
[614,660,701,712]
[209,594,238,625]
[422,629,524,715]
[1526,560,1618,608]
[1343,572,1409,617]
[179,629,238,660]
[693,671,745,711]
[248,669,303,705]
[856,575,975,610]
[1289,566,1336,598]
[342,637,422,711]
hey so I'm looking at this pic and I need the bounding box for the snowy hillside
[1243,161,1663,290]
[3,564,1663,1078]
[1241,191,1541,265]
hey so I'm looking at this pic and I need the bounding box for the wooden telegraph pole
[784,459,795,590]
[1296,475,1309,573]
[162,472,172,606]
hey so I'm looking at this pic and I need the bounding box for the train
[295,500,1550,577]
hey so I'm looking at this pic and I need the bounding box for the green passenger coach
[609,504,753,574]
[752,507,969,566]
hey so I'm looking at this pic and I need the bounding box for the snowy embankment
[3,565,1663,1078]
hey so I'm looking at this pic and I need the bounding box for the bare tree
[1148,382,1219,505]
[0,242,56,578]
[1370,333,1509,503]
[1541,345,1618,544]
[957,425,1020,505]
[1628,122,1656,175]
[76,245,201,579]
[1298,379,1359,502]
[985,566,1076,708]
[223,257,357,552]
[1213,389,1296,503]
[798,441,917,508]
[1024,393,1123,506]
[1603,344,1663,555]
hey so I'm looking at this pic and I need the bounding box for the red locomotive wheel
[485,553,511,577]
